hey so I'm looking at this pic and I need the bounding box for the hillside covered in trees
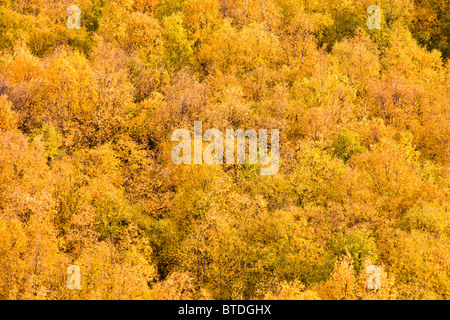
[0,0,449,300]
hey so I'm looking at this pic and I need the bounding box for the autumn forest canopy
[0,0,449,300]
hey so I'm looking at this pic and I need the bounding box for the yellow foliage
[0,0,449,301]
[318,252,361,300]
